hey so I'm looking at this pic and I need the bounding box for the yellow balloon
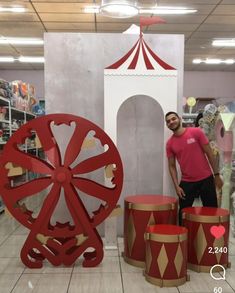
[187,97,196,107]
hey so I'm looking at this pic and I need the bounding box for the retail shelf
[3,127,19,131]
[27,147,37,150]
[0,119,10,124]
[182,113,198,118]
[0,81,39,212]
[0,96,10,104]
[182,113,199,126]
[19,146,37,151]
[8,106,36,117]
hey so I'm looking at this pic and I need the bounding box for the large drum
[124,195,178,267]
[182,207,230,272]
[144,224,188,287]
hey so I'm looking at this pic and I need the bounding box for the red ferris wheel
[0,114,123,268]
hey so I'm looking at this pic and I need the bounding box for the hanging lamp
[100,0,139,18]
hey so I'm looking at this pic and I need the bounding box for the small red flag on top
[140,16,166,27]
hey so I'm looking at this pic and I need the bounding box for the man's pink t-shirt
[166,127,212,182]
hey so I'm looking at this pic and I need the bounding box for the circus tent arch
[104,34,177,193]
[104,34,178,246]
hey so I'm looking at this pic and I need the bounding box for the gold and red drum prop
[124,195,178,267]
[0,114,123,268]
[144,224,188,287]
[182,207,230,272]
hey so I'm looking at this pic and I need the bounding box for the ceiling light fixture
[100,0,139,18]
[193,58,235,65]
[0,7,25,13]
[0,37,44,45]
[0,56,45,63]
[192,59,201,64]
[19,56,45,63]
[224,59,235,64]
[205,59,224,64]
[212,39,235,47]
[84,4,197,17]
[139,6,197,15]
[0,56,15,63]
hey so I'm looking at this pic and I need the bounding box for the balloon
[186,97,196,107]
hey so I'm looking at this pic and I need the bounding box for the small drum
[144,224,188,287]
[182,207,230,272]
[124,195,178,267]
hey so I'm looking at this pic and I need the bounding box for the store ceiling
[0,0,235,71]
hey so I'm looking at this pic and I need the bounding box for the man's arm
[168,156,185,199]
[202,143,223,190]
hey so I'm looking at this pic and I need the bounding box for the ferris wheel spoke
[3,178,52,203]
[72,177,115,203]
[64,183,93,229]
[36,121,61,168]
[31,183,61,231]
[64,122,90,168]
[4,148,54,175]
[72,149,113,175]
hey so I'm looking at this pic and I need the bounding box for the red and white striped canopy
[105,35,176,76]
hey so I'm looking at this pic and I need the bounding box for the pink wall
[184,71,235,103]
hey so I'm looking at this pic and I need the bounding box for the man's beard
[171,122,181,132]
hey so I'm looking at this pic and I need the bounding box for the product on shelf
[0,107,6,120]
[11,80,38,113]
[0,79,13,100]
[0,129,3,142]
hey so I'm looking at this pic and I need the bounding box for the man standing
[165,111,223,224]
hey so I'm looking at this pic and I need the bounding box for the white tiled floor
[0,213,235,293]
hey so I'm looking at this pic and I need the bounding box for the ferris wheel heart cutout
[0,114,123,268]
